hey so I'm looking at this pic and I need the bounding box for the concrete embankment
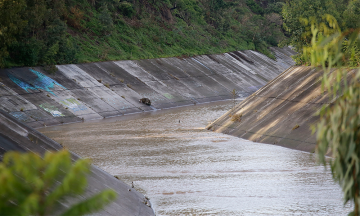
[206,66,346,153]
[0,47,294,128]
[0,110,154,215]
[0,47,294,215]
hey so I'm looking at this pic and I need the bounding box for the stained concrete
[206,66,350,153]
[0,47,295,128]
[0,48,294,215]
[0,109,155,215]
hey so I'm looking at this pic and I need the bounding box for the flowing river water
[39,100,351,215]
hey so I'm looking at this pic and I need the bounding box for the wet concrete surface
[39,100,351,215]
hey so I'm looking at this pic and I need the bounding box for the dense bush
[246,0,264,15]
[281,0,360,64]
[265,2,284,14]
[118,2,135,18]
[0,0,287,68]
[99,5,114,34]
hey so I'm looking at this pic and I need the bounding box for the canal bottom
[39,100,351,215]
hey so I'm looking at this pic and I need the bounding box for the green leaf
[60,189,117,216]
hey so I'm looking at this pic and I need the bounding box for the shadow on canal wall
[0,109,154,215]
[0,47,294,128]
[206,66,348,153]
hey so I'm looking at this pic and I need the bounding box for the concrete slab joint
[0,47,295,215]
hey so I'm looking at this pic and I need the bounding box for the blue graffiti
[9,112,29,122]
[8,69,66,95]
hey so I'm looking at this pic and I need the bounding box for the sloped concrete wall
[0,48,295,215]
[0,47,295,128]
[0,110,154,215]
[206,66,349,152]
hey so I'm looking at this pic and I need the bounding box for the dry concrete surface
[207,66,354,152]
[0,47,295,215]
[0,47,294,129]
[0,109,155,215]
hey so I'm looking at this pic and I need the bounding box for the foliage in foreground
[0,150,117,216]
[303,15,360,216]
[282,0,360,65]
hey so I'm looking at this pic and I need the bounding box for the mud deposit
[39,101,350,215]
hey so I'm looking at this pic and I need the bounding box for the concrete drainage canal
[39,101,350,215]
[0,48,350,215]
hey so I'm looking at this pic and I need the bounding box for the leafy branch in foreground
[303,15,360,216]
[0,150,117,216]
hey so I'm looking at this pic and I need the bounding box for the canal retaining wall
[206,66,348,153]
[0,109,154,215]
[0,48,295,215]
[0,47,295,128]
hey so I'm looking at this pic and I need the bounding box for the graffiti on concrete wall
[163,93,174,99]
[8,69,66,96]
[39,103,64,117]
[59,98,88,112]
[9,112,30,122]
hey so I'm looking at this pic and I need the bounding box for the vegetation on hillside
[282,0,360,65]
[0,0,286,68]
[0,150,117,215]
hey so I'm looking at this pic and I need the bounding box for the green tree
[118,2,135,18]
[303,15,360,216]
[342,0,360,29]
[0,0,287,67]
[5,0,78,67]
[282,0,345,55]
[265,2,284,14]
[99,4,113,35]
[0,150,117,216]
[0,0,27,68]
[246,0,264,15]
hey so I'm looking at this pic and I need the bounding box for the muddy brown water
[39,100,351,215]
